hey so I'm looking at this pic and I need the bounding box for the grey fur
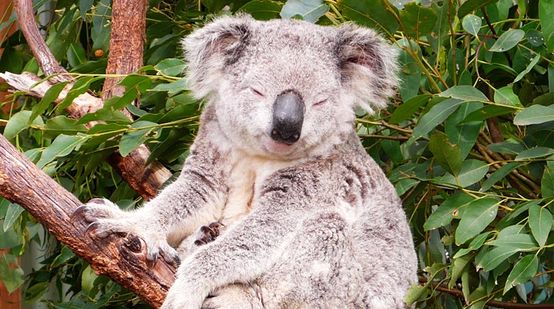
[79,15,417,308]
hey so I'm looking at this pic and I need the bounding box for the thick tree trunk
[101,0,172,199]
[102,0,148,101]
[0,134,175,308]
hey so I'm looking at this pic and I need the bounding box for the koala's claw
[194,222,224,246]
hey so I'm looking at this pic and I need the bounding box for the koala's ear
[183,15,253,98]
[335,23,399,113]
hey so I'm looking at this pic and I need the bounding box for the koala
[77,15,418,309]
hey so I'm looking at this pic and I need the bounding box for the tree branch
[0,134,175,308]
[8,0,172,199]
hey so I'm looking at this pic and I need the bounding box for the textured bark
[101,0,172,199]
[102,0,148,101]
[13,0,69,82]
[0,135,175,308]
[7,0,172,199]
[0,71,103,119]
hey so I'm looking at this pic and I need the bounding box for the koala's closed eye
[313,98,328,106]
[249,87,265,97]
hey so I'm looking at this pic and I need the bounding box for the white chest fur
[221,151,296,226]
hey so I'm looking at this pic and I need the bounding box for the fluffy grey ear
[335,23,399,113]
[182,15,253,98]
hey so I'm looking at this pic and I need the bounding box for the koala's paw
[202,285,256,309]
[194,222,225,246]
[74,198,128,237]
[74,198,179,264]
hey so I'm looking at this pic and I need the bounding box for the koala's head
[183,15,398,160]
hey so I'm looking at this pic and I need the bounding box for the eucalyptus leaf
[503,255,538,294]
[280,0,328,23]
[462,14,481,37]
[455,198,498,245]
[513,104,554,125]
[528,204,553,247]
[36,134,90,169]
[3,203,24,232]
[489,29,525,52]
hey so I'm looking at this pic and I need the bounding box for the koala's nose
[271,90,305,145]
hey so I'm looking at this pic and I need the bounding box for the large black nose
[271,90,305,145]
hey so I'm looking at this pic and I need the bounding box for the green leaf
[488,141,525,155]
[91,0,112,51]
[481,162,521,191]
[477,246,518,272]
[513,53,541,83]
[440,86,488,101]
[340,0,399,35]
[411,98,464,140]
[503,255,538,294]
[449,254,472,288]
[43,116,87,138]
[3,203,24,232]
[494,86,521,106]
[239,0,284,20]
[4,110,44,140]
[453,232,492,258]
[36,134,90,168]
[389,94,429,124]
[151,77,187,95]
[528,204,553,247]
[51,246,75,267]
[57,77,104,112]
[155,58,186,77]
[514,104,554,125]
[30,81,69,122]
[424,193,473,231]
[404,284,429,305]
[0,254,24,293]
[542,161,554,197]
[66,42,86,67]
[81,265,98,294]
[455,197,498,245]
[280,0,329,23]
[489,29,525,52]
[539,0,554,51]
[399,3,437,38]
[514,147,554,161]
[79,0,95,17]
[526,29,545,48]
[428,132,462,174]
[462,14,481,37]
[119,121,159,157]
[489,233,537,250]
[462,105,514,123]
[457,0,497,18]
[445,101,482,160]
[436,159,489,188]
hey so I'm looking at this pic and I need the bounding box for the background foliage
[0,0,553,308]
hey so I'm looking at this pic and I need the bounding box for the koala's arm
[161,167,325,308]
[78,125,228,262]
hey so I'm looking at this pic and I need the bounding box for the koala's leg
[256,211,365,309]
[350,205,418,309]
[201,283,263,309]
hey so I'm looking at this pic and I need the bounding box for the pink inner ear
[347,45,379,69]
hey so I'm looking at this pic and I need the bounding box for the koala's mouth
[262,137,297,156]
